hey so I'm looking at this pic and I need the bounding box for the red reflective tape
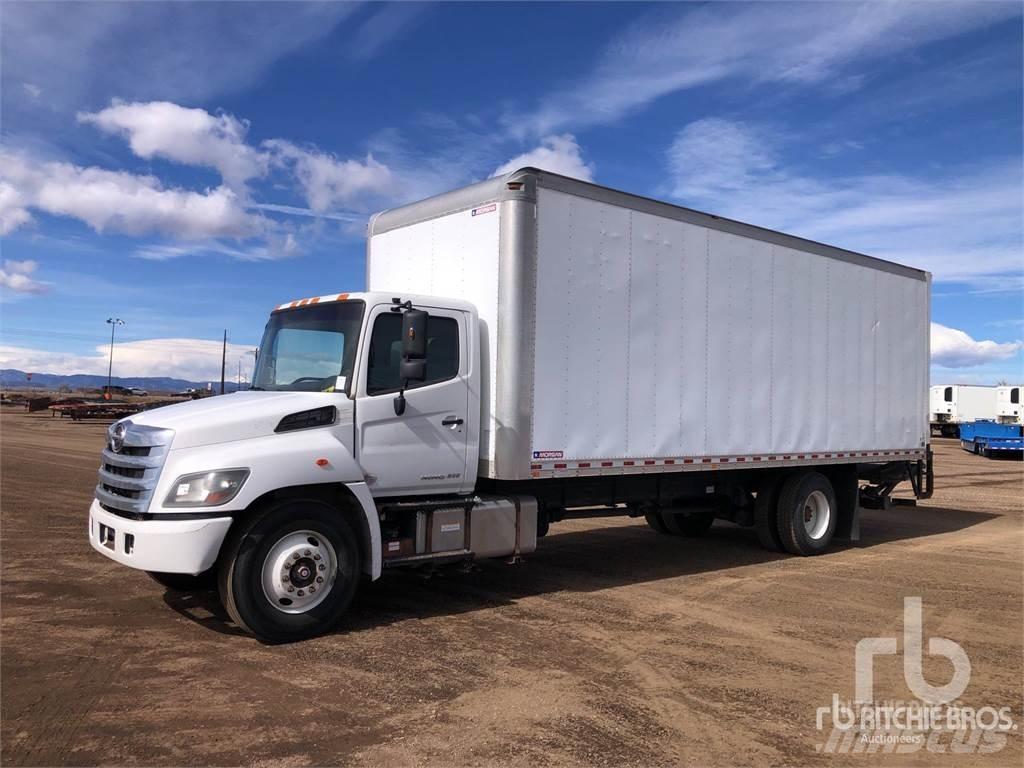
[736,457,746,462]
[601,461,614,467]
[644,460,656,465]
[310,297,320,304]
[701,458,712,463]
[752,456,762,462]
[683,458,694,464]
[578,462,591,468]
[719,458,730,463]
[769,456,779,461]
[664,459,675,465]
[554,463,567,469]
[623,460,635,466]
[530,464,541,470]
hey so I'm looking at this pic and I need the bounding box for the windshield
[252,301,365,392]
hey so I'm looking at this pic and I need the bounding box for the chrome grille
[96,421,174,515]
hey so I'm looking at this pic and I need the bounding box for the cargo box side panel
[368,209,501,463]
[530,187,929,463]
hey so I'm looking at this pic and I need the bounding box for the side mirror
[395,308,429,416]
[400,358,426,382]
[401,309,428,359]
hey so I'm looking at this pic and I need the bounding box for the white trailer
[996,385,1022,425]
[89,168,933,641]
[929,384,998,436]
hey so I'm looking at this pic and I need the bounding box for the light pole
[105,318,124,399]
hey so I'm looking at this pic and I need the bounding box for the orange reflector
[315,458,329,467]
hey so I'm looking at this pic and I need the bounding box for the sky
[1,0,1022,385]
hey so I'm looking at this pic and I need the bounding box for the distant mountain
[0,369,249,393]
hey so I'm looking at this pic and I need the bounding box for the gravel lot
[1,411,1021,766]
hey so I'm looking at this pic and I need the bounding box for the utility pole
[105,318,124,399]
[220,330,227,394]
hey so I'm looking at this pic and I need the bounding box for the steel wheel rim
[261,530,338,614]
[802,490,831,540]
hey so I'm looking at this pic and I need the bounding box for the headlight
[164,469,249,507]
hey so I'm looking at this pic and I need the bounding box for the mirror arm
[394,379,408,416]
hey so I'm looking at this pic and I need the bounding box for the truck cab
[89,292,507,642]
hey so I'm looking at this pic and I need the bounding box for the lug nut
[288,586,295,593]
[313,554,321,561]
[309,586,316,593]
[281,576,290,583]
[316,576,323,584]
[304,549,311,556]
[318,564,326,571]
[297,589,305,596]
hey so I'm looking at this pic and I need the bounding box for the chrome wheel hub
[802,490,831,540]
[261,530,337,614]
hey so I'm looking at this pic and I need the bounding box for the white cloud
[0,148,264,240]
[0,181,33,234]
[265,140,394,212]
[79,101,268,189]
[22,83,42,100]
[133,233,300,263]
[666,118,1022,286]
[348,3,429,61]
[0,338,257,382]
[1,3,358,108]
[493,134,595,181]
[510,2,1020,137]
[931,323,1023,368]
[0,260,48,295]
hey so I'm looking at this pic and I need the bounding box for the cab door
[354,304,470,496]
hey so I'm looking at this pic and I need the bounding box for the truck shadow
[162,502,998,642]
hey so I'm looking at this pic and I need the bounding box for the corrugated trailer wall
[530,187,929,462]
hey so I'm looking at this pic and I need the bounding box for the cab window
[366,313,460,395]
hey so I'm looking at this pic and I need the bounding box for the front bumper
[88,500,233,575]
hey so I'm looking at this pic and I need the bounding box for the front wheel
[218,500,362,642]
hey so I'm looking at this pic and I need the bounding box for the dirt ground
[1,411,1021,767]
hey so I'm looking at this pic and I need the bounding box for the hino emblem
[110,422,127,453]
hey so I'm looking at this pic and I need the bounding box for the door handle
[441,417,464,427]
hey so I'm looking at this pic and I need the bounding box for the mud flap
[830,465,861,543]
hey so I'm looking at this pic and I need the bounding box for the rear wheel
[775,471,837,556]
[754,480,784,552]
[218,500,362,642]
[644,510,670,534]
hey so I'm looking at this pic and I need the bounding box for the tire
[644,510,671,534]
[147,569,214,591]
[775,471,837,556]
[662,510,715,537]
[218,500,362,643]
[754,480,785,552]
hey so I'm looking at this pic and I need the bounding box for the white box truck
[996,385,1022,425]
[89,168,933,641]
[929,384,998,436]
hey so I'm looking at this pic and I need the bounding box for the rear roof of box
[369,167,928,282]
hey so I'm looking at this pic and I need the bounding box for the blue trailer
[959,421,1024,458]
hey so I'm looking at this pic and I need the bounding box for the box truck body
[368,169,930,479]
[929,384,998,435]
[88,168,934,641]
[996,385,1022,425]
